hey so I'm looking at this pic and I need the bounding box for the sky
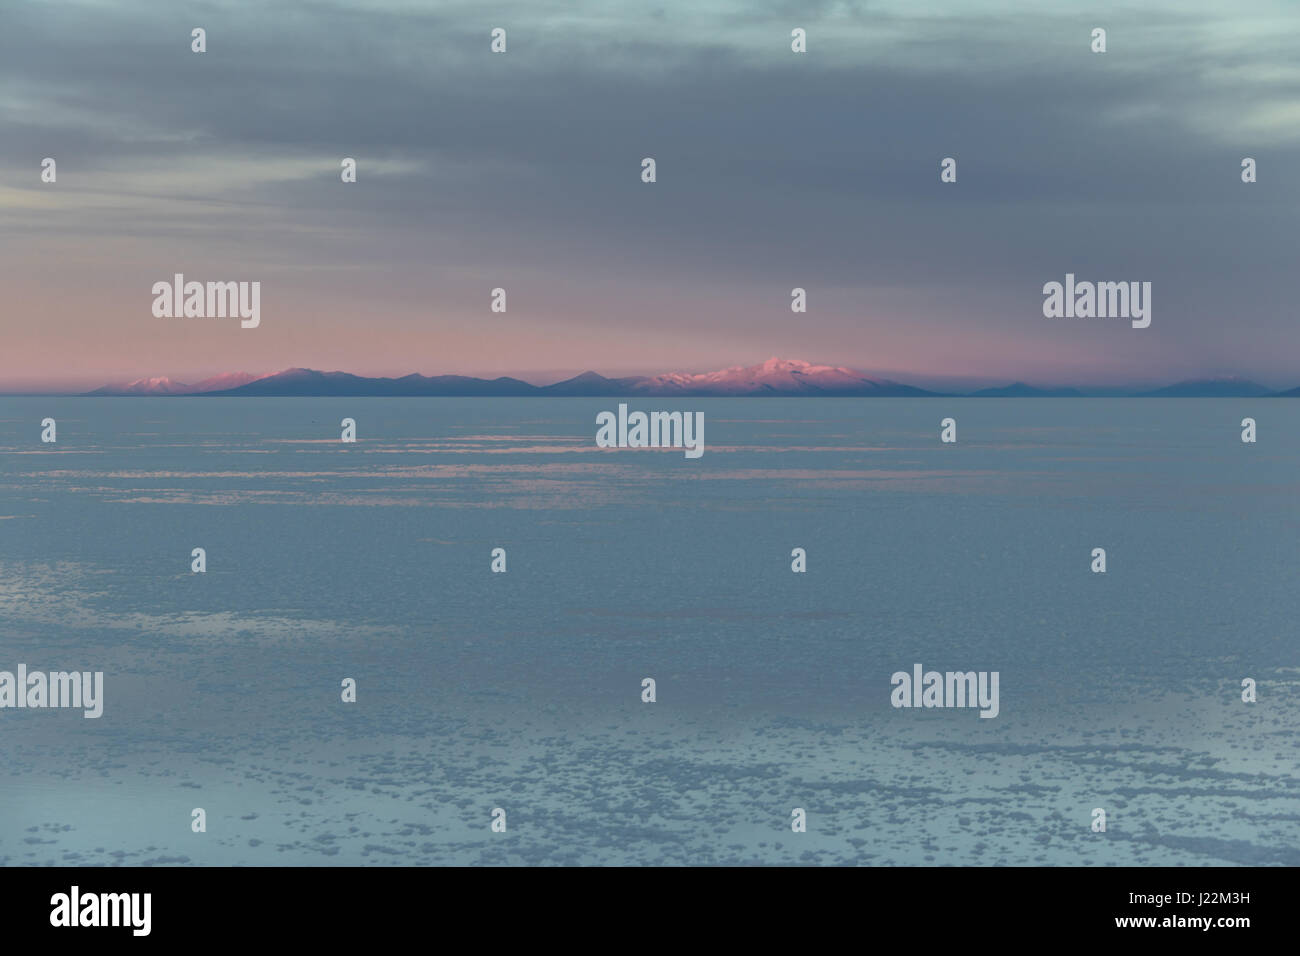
[1,0,1298,392]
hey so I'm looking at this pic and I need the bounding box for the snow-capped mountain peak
[633,357,893,395]
[88,372,267,395]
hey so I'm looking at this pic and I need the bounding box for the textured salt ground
[2,397,1297,865]
[2,682,1296,866]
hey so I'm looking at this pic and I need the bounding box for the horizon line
[3,359,1298,399]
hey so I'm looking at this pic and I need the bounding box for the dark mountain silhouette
[82,361,1298,398]
[1138,378,1273,398]
[971,382,1084,398]
[90,359,946,397]
[204,368,537,397]
[541,371,649,396]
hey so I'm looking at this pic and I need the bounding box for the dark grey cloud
[2,0,1298,384]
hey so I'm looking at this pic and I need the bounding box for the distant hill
[971,382,1084,398]
[207,368,538,397]
[1138,378,1273,398]
[541,371,650,396]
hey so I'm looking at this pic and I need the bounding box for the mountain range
[83,359,1300,398]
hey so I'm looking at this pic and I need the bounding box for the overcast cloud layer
[2,0,1298,390]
